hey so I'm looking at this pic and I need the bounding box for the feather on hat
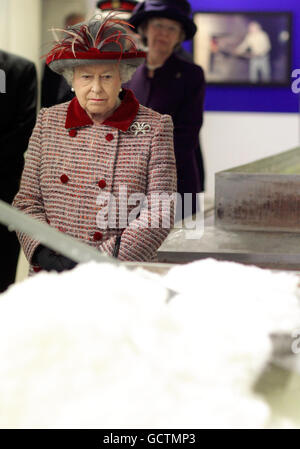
[46,13,146,74]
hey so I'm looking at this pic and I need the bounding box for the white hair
[62,62,137,86]
[63,68,74,86]
[119,63,137,83]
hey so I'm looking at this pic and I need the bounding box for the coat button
[33,266,42,273]
[60,174,69,184]
[93,232,103,241]
[105,133,114,142]
[98,179,106,189]
[69,129,77,137]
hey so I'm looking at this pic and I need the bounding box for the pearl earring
[71,87,74,92]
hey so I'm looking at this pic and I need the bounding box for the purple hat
[129,0,197,40]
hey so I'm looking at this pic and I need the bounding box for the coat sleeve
[100,114,177,262]
[12,108,48,264]
[173,65,205,192]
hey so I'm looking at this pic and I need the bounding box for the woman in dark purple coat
[125,0,205,217]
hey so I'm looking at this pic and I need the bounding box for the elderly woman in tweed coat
[13,15,177,273]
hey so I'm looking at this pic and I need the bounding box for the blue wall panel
[186,0,299,112]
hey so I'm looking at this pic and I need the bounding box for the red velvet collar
[65,88,139,132]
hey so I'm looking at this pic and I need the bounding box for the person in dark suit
[0,50,37,292]
[125,0,205,218]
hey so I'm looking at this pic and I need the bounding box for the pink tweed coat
[13,89,177,268]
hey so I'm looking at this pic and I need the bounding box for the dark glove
[33,245,77,273]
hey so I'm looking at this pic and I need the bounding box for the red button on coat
[69,129,77,137]
[93,232,103,241]
[98,179,106,189]
[105,133,114,142]
[60,174,69,184]
[33,266,42,273]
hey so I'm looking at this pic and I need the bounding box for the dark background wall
[186,0,299,112]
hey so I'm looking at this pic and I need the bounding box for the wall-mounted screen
[193,11,292,85]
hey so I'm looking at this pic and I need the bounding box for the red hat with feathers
[46,13,146,74]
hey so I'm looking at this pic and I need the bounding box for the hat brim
[47,50,146,75]
[95,9,132,20]
[129,10,197,40]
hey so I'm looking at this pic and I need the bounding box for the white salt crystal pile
[0,259,299,429]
